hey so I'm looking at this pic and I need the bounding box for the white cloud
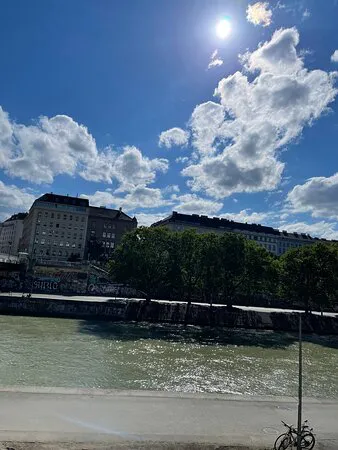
[208,49,224,69]
[82,145,168,190]
[82,185,172,212]
[1,113,97,184]
[221,209,269,224]
[246,2,273,27]
[242,27,302,74]
[0,181,36,211]
[302,8,311,20]
[175,156,189,164]
[134,212,170,227]
[189,101,225,156]
[0,107,168,190]
[171,193,223,215]
[180,28,337,199]
[281,221,338,240]
[159,128,189,148]
[287,173,338,220]
[331,50,338,63]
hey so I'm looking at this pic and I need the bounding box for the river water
[1,315,337,398]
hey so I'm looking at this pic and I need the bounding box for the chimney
[119,207,122,212]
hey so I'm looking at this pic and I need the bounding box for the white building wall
[0,219,24,256]
[29,202,89,261]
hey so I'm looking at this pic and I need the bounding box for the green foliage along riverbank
[109,227,338,312]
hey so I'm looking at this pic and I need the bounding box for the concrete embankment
[0,295,337,334]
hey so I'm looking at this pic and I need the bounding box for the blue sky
[1,0,338,238]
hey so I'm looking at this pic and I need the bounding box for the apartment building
[85,206,137,261]
[19,193,89,262]
[0,213,27,256]
[151,211,323,255]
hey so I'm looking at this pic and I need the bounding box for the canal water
[0,315,337,398]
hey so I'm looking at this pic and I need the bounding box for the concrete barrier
[0,295,337,334]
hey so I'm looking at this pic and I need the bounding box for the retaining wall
[0,296,337,334]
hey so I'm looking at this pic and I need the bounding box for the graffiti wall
[0,265,138,297]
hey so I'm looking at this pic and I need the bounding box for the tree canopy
[109,227,338,312]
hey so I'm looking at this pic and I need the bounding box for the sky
[0,0,338,238]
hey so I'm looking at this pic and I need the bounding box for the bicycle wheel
[301,432,315,449]
[274,433,291,450]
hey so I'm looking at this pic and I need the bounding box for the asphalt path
[0,388,336,449]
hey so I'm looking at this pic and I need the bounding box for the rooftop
[4,212,28,222]
[151,211,320,241]
[89,206,136,222]
[35,193,89,208]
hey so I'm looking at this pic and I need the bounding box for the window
[50,222,53,227]
[104,222,107,228]
[108,223,111,229]
[103,232,106,238]
[72,243,76,248]
[107,233,111,238]
[34,238,39,244]
[56,223,59,228]
[90,230,95,237]
[41,239,45,244]
[38,212,42,218]
[66,242,70,247]
[42,231,46,235]
[110,242,114,249]
[58,250,62,256]
[78,243,82,249]
[74,233,77,238]
[75,216,79,222]
[81,217,85,222]
[51,213,54,218]
[60,242,64,247]
[111,233,115,239]
[57,213,60,219]
[70,215,73,221]
[106,241,110,248]
[53,241,57,246]
[44,212,48,218]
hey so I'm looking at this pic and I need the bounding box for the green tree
[109,227,171,302]
[218,233,246,309]
[280,243,338,313]
[198,233,222,307]
[241,241,277,300]
[176,229,201,306]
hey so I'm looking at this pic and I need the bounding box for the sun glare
[216,18,232,39]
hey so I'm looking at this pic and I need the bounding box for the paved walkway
[0,388,336,448]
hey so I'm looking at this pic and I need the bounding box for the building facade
[85,206,137,261]
[151,211,324,256]
[0,213,27,257]
[19,194,89,262]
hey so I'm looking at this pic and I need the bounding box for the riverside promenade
[0,388,336,449]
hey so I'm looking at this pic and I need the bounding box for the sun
[216,18,232,39]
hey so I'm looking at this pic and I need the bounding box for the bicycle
[273,420,315,450]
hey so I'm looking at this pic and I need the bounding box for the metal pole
[297,313,302,450]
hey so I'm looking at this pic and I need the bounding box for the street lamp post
[297,313,302,450]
